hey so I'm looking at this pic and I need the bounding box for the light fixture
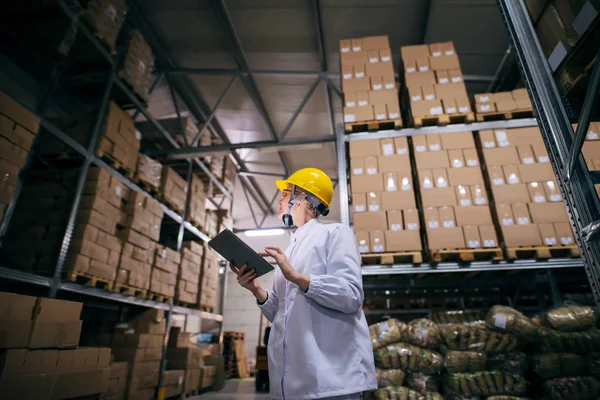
[244,228,286,237]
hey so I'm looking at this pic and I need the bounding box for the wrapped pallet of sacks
[370,319,408,350]
[537,327,600,353]
[444,371,528,398]
[485,306,539,342]
[542,376,600,400]
[439,324,521,354]
[373,342,443,374]
[541,305,599,332]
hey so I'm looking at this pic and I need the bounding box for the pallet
[224,331,245,340]
[111,283,147,298]
[430,247,504,263]
[361,251,423,265]
[345,119,402,133]
[157,193,184,214]
[182,390,198,399]
[476,108,535,122]
[146,291,173,304]
[64,270,114,291]
[413,112,475,128]
[132,177,160,196]
[96,150,135,179]
[505,245,580,260]
[199,303,215,313]
[185,216,208,234]
[174,300,200,309]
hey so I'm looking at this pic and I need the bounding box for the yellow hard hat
[276,167,334,209]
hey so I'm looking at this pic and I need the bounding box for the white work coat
[258,218,377,400]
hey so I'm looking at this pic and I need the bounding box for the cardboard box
[356,92,369,106]
[443,99,458,114]
[385,230,422,251]
[369,230,385,252]
[355,231,369,253]
[544,180,562,202]
[454,206,492,226]
[441,131,475,150]
[456,185,472,206]
[529,202,569,223]
[352,193,367,213]
[353,211,387,231]
[447,168,484,186]
[512,204,532,225]
[433,169,449,188]
[344,92,356,108]
[394,137,409,155]
[448,149,465,168]
[351,173,384,193]
[483,147,520,166]
[362,36,390,50]
[382,172,398,192]
[397,172,413,191]
[349,140,380,158]
[417,58,430,72]
[373,104,387,120]
[387,102,401,119]
[518,163,555,182]
[364,156,378,175]
[449,69,463,83]
[554,222,575,245]
[381,191,416,210]
[380,139,395,156]
[422,85,436,101]
[439,206,456,228]
[421,187,457,207]
[476,103,495,113]
[367,191,381,212]
[539,223,559,246]
[491,184,529,205]
[528,182,547,203]
[387,210,403,231]
[419,169,434,189]
[436,70,450,84]
[488,165,505,186]
[503,165,521,184]
[495,98,518,112]
[343,105,374,122]
[495,129,511,148]
[434,82,467,101]
[424,207,440,229]
[408,86,423,102]
[378,154,411,172]
[404,209,420,231]
[506,127,544,147]
[29,298,83,349]
[412,136,427,152]
[401,45,431,63]
[497,204,515,226]
[502,224,543,246]
[427,227,466,249]
[415,150,450,169]
[0,292,36,349]
[429,54,461,71]
[479,130,496,148]
[463,226,481,248]
[350,157,364,175]
[470,184,488,205]
[429,42,456,56]
[463,149,479,167]
[517,145,536,164]
[426,134,442,151]
[411,99,444,117]
[369,89,397,106]
[479,225,498,248]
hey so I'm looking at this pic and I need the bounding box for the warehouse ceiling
[134,0,510,228]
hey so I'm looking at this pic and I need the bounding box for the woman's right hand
[230,263,261,293]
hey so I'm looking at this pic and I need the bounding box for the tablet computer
[208,229,275,278]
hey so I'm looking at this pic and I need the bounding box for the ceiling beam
[312,0,336,137]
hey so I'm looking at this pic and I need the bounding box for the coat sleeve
[303,225,364,314]
[257,276,279,322]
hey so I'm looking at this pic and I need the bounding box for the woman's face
[278,187,306,221]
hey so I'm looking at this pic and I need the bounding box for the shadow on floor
[189,379,270,399]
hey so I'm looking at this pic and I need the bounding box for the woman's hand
[259,247,310,292]
[229,263,261,294]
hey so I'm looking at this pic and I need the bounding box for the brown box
[429,42,456,57]
[479,225,499,248]
[387,210,403,231]
[554,222,575,245]
[497,204,515,226]
[367,191,382,212]
[415,150,450,169]
[364,156,379,175]
[350,157,365,175]
[355,231,369,253]
[544,180,562,202]
[449,69,463,83]
[387,102,401,119]
[529,203,569,223]
[475,93,493,103]
[483,147,520,166]
[422,85,436,101]
[506,127,544,147]
[404,209,420,231]
[518,163,555,183]
[463,226,482,248]
[381,191,416,210]
[512,204,532,225]
[417,58,431,72]
[503,165,522,184]
[456,185,472,206]
[433,168,449,188]
[369,230,386,252]
[401,45,431,63]
[495,98,518,112]
[491,184,530,204]
[443,99,458,114]
[502,224,543,247]
[380,139,395,156]
[353,211,387,231]
[419,169,434,189]
[352,173,384,193]
[344,92,356,107]
[373,104,387,120]
[448,149,465,168]
[408,86,423,102]
[0,91,41,134]
[385,230,422,251]
[427,227,466,249]
[447,168,484,186]
[378,154,411,172]
[480,130,496,148]
[426,134,442,152]
[455,206,492,226]
[368,89,396,106]
[29,298,82,349]
[539,223,559,246]
[441,132,475,150]
[395,137,409,155]
[424,207,440,229]
[352,192,367,213]
[476,103,495,113]
[349,140,380,158]
[382,172,398,192]
[411,100,444,117]
[528,182,547,203]
[429,54,461,71]
[488,165,506,186]
[343,105,374,123]
[463,149,479,167]
[0,292,36,349]
[439,206,456,228]
[517,145,536,164]
[412,136,427,153]
[436,70,450,84]
[434,82,467,101]
[160,167,187,213]
[398,171,413,191]
[421,187,457,207]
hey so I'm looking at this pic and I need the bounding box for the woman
[230,167,377,400]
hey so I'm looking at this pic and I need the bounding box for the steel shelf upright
[497,0,600,306]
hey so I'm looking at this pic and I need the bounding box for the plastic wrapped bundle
[406,318,442,350]
[443,350,487,373]
[444,371,528,398]
[542,376,600,400]
[370,319,409,349]
[542,305,598,332]
[373,342,444,374]
[423,392,444,400]
[531,353,586,379]
[439,325,521,354]
[431,309,485,326]
[486,306,538,342]
[537,327,600,353]
[373,386,426,400]
[486,352,528,375]
[377,369,406,388]
[405,373,440,394]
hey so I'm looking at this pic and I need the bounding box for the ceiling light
[244,228,286,237]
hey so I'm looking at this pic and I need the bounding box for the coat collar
[291,218,320,241]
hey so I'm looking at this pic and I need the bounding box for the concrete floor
[192,379,270,399]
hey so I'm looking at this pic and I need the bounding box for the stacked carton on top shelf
[414,132,499,255]
[474,88,534,120]
[401,42,473,127]
[119,30,155,103]
[177,241,203,307]
[80,0,127,54]
[350,138,422,255]
[340,36,402,130]
[209,155,237,197]
[479,126,575,252]
[159,166,187,214]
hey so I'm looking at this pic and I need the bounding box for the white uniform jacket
[258,219,377,400]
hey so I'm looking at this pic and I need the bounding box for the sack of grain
[373,342,443,373]
[439,324,521,354]
[537,327,600,353]
[431,309,485,326]
[444,371,528,398]
[542,376,600,400]
[373,386,426,400]
[542,305,598,332]
[406,318,442,350]
[443,350,487,373]
[376,368,406,388]
[486,306,538,341]
[370,319,409,349]
[486,352,528,375]
[405,372,440,394]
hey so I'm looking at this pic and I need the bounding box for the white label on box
[475,197,487,205]
[355,205,366,212]
[550,194,562,202]
[447,106,457,114]
[382,55,391,62]
[452,77,463,83]
[386,183,397,191]
[437,179,448,188]
[561,236,574,245]
[382,144,394,155]
[369,57,379,63]
[115,186,122,197]
[517,217,530,225]
[445,50,455,56]
[538,155,550,163]
[432,51,442,57]
[376,112,386,120]
[419,66,429,72]
[373,84,383,90]
[161,249,167,259]
[138,61,146,73]
[493,178,505,186]
[484,239,496,247]
[416,145,427,152]
[430,106,444,115]
[373,245,384,252]
[406,67,416,73]
[107,5,117,20]
[353,45,361,52]
[359,245,369,253]
[389,112,400,119]
[502,218,514,226]
[343,72,352,79]
[428,221,439,229]
[439,78,449,84]
[412,95,423,102]
[459,106,470,113]
[460,199,472,206]
[355,72,365,78]
[468,240,481,249]
[443,220,455,228]
[368,205,380,212]
[346,101,356,107]
[429,144,441,151]
[178,376,183,385]
[385,83,395,90]
[184,185,188,193]
[495,130,507,141]
[534,195,546,203]
[453,159,464,168]
[402,183,411,191]
[467,159,478,167]
[367,167,377,175]
[523,157,535,164]
[498,139,510,148]
[407,223,418,230]
[480,104,491,111]
[397,148,408,155]
[588,132,599,140]
[425,94,435,101]
[494,314,507,329]
[480,95,490,102]
[358,100,368,107]
[391,224,402,231]
[344,114,356,122]
[507,174,520,184]
[545,237,558,246]
[484,141,496,148]
[353,167,363,175]
[135,130,142,140]
[422,180,433,189]
[341,47,350,53]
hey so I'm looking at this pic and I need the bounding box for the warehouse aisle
[192,379,270,399]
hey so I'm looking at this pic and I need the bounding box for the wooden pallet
[345,119,402,133]
[146,291,173,304]
[96,150,135,179]
[199,304,215,313]
[430,247,504,262]
[156,193,184,214]
[361,251,423,265]
[174,300,199,309]
[132,177,160,196]
[505,245,580,259]
[111,283,147,298]
[64,270,114,291]
[185,216,208,234]
[476,108,535,122]
[413,112,475,128]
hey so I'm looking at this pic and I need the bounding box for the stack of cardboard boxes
[201,365,217,389]
[579,122,600,179]
[350,138,422,253]
[204,210,219,238]
[177,241,203,306]
[401,42,471,123]
[209,155,237,196]
[116,192,164,292]
[0,292,110,399]
[187,174,207,230]
[159,166,187,214]
[340,35,401,125]
[150,245,181,299]
[415,132,498,250]
[161,369,185,398]
[80,0,127,53]
[480,126,574,247]
[102,361,128,400]
[0,91,39,217]
[119,30,155,103]
[135,154,162,193]
[200,249,220,311]
[474,89,533,117]
[167,328,203,396]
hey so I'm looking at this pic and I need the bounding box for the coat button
[284,365,290,372]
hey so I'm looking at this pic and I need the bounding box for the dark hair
[293,186,319,218]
